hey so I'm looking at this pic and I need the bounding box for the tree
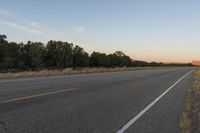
[72,45,89,68]
[4,42,21,70]
[0,36,26,71]
[0,34,7,42]
[90,52,109,67]
[44,41,73,68]
[108,51,132,67]
[23,41,45,70]
[62,42,74,67]
[0,34,193,72]
[0,35,7,70]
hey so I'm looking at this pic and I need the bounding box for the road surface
[0,67,195,133]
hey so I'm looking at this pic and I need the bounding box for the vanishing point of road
[0,67,195,133]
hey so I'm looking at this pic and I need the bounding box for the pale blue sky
[0,0,200,62]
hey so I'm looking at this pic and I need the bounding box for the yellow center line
[0,88,76,104]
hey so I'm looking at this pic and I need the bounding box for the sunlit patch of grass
[180,69,200,133]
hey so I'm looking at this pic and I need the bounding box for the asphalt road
[0,67,195,133]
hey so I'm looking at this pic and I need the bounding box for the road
[0,67,195,133]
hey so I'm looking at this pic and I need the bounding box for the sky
[0,0,200,63]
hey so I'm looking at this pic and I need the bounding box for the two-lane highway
[0,67,195,133]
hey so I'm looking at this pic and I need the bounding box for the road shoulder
[180,69,200,133]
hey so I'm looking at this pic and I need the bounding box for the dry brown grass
[0,67,171,79]
[180,69,200,133]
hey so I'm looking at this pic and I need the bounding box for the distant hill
[192,60,200,66]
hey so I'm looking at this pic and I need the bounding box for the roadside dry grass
[180,69,200,133]
[0,67,172,79]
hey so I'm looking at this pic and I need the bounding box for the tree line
[0,34,192,72]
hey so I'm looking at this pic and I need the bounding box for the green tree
[23,41,45,70]
[108,51,132,67]
[90,52,109,67]
[0,35,22,71]
[4,42,21,70]
[72,45,89,68]
[45,40,73,68]
[0,34,8,70]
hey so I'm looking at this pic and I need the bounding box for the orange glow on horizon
[192,60,200,66]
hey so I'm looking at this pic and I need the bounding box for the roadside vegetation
[0,34,192,73]
[0,67,174,79]
[180,69,200,133]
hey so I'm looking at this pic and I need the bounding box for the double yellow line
[0,88,76,104]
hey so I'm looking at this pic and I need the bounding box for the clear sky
[0,0,200,62]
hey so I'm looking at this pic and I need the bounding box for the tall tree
[23,41,45,70]
[0,35,7,60]
[72,45,89,68]
[0,35,8,71]
[90,52,109,67]
[45,40,73,68]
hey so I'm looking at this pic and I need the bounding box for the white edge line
[116,69,194,133]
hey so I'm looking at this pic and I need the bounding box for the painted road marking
[116,69,194,133]
[0,88,76,104]
[0,76,67,83]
